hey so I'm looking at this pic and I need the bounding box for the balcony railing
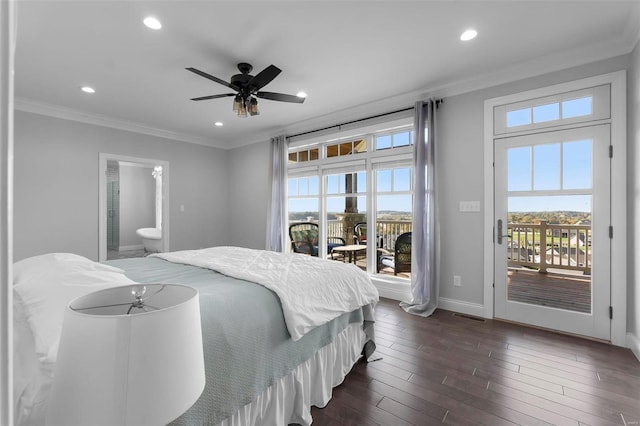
[292,219,412,252]
[507,220,591,275]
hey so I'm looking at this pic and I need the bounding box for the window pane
[377,169,392,192]
[298,177,309,196]
[288,152,298,163]
[563,139,592,190]
[288,198,318,222]
[356,172,367,193]
[507,108,531,127]
[326,175,340,194]
[288,178,298,196]
[308,176,319,195]
[507,147,531,191]
[354,139,367,153]
[376,194,412,274]
[339,142,353,156]
[533,144,560,190]
[394,168,411,191]
[533,103,559,123]
[326,144,339,158]
[310,148,319,160]
[299,150,309,162]
[376,135,391,150]
[393,132,410,147]
[562,97,592,118]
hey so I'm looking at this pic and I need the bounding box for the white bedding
[152,246,380,341]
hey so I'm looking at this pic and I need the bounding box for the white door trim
[98,153,170,262]
[483,70,627,346]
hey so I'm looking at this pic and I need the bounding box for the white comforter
[152,246,379,341]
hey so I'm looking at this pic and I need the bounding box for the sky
[507,139,592,213]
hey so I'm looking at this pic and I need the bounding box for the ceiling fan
[186,63,305,117]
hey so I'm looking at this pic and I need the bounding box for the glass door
[494,125,611,340]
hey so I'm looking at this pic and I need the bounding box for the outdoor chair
[353,222,383,247]
[380,231,412,275]
[289,222,345,257]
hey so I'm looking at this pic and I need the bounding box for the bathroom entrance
[98,154,170,262]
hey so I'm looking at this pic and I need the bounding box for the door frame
[482,71,627,346]
[98,153,170,261]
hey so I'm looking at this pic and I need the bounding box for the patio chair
[289,222,345,257]
[353,222,366,245]
[380,231,412,275]
[353,222,383,247]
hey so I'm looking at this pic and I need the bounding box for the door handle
[497,219,509,244]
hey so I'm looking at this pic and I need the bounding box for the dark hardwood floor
[310,298,640,425]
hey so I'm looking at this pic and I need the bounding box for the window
[495,85,610,135]
[288,147,319,163]
[326,138,366,158]
[375,129,413,150]
[287,122,414,278]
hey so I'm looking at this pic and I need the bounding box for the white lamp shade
[46,284,205,426]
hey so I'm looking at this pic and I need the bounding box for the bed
[13,246,379,426]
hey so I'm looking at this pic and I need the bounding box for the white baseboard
[371,277,411,302]
[438,297,486,318]
[118,244,144,252]
[627,332,640,363]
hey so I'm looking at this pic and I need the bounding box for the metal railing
[507,220,591,274]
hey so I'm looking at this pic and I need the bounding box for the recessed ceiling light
[143,16,162,30]
[214,122,223,127]
[80,86,95,94]
[296,91,307,98]
[460,29,477,41]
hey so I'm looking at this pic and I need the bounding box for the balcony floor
[507,268,591,313]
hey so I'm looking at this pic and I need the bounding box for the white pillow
[13,253,136,364]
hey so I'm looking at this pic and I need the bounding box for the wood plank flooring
[310,298,640,425]
[508,269,591,313]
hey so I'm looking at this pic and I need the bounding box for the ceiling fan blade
[186,67,239,91]
[248,65,281,91]
[256,91,305,103]
[190,93,236,101]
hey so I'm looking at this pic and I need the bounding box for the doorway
[483,71,627,346]
[494,125,611,340]
[98,154,170,262]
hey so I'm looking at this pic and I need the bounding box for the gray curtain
[401,99,438,316]
[265,135,288,252]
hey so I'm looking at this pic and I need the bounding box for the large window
[287,122,414,278]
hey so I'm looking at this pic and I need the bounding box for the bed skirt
[217,322,366,426]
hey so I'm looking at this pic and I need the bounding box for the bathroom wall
[118,163,155,249]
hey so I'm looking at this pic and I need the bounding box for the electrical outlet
[453,275,462,287]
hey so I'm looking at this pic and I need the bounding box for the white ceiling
[14,1,640,149]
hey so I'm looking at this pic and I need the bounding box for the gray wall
[14,111,230,261]
[226,140,271,250]
[629,42,640,345]
[118,164,154,248]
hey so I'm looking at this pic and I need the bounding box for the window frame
[286,117,414,279]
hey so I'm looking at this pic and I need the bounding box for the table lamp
[46,284,205,426]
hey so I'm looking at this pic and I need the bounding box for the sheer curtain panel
[401,99,438,316]
[265,135,287,252]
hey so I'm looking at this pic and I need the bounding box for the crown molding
[14,97,225,148]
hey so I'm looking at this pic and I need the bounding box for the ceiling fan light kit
[187,62,304,117]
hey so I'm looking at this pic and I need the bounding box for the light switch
[459,201,481,212]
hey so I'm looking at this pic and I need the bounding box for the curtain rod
[287,99,443,140]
